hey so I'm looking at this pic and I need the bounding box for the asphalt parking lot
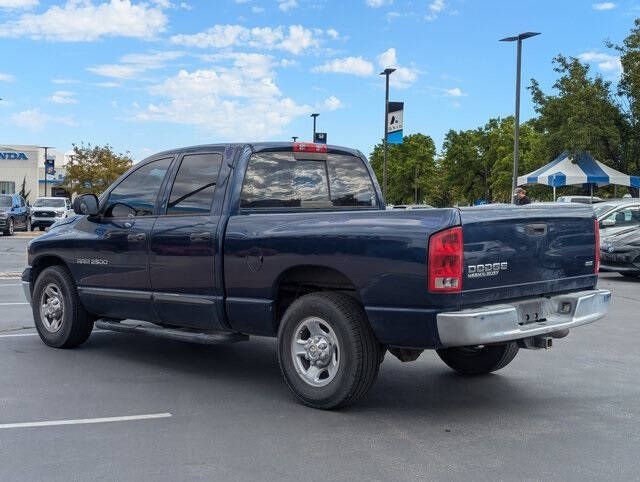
[1,237,639,481]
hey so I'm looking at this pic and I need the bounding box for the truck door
[73,157,173,321]
[149,151,225,330]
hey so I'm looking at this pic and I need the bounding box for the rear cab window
[240,151,377,210]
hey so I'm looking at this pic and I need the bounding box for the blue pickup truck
[22,142,610,409]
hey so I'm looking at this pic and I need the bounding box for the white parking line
[0,303,29,306]
[0,284,22,287]
[0,333,37,338]
[0,413,172,430]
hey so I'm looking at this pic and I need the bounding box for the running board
[95,319,249,345]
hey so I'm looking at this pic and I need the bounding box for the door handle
[127,233,146,242]
[525,223,547,236]
[190,232,211,242]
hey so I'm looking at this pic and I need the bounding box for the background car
[600,225,640,278]
[30,197,74,231]
[595,200,640,238]
[0,193,31,236]
[556,195,603,204]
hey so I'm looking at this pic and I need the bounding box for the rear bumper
[436,289,610,348]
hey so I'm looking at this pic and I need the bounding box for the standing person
[513,187,531,205]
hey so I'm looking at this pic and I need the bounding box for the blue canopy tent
[517,151,640,200]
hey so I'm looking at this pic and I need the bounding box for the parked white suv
[31,197,73,231]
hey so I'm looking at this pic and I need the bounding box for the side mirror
[600,218,616,228]
[73,194,100,216]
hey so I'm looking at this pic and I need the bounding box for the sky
[0,0,632,161]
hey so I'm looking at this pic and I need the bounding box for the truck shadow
[84,332,575,415]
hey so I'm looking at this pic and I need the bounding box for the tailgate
[459,204,598,305]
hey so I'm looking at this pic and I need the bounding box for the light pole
[380,68,395,200]
[39,146,54,197]
[500,32,540,203]
[292,136,298,142]
[310,113,319,140]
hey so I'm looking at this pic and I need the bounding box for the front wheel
[32,266,94,348]
[436,342,519,376]
[277,292,381,409]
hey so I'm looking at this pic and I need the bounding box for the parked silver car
[595,200,640,239]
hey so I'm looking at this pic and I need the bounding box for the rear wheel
[3,218,14,236]
[277,292,381,409]
[436,342,519,376]
[32,266,94,348]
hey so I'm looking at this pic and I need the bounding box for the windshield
[594,204,617,218]
[0,196,12,208]
[34,198,65,208]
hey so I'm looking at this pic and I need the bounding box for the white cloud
[326,28,339,39]
[278,0,297,11]
[578,51,622,75]
[0,0,168,42]
[323,95,342,111]
[444,87,466,97]
[11,108,76,131]
[49,90,77,104]
[0,0,38,8]
[592,2,615,10]
[377,47,397,69]
[51,78,78,84]
[252,5,264,12]
[87,51,184,79]
[312,56,374,76]
[170,24,323,55]
[96,81,121,88]
[366,0,393,7]
[425,0,445,20]
[135,52,325,140]
[178,1,191,9]
[0,72,14,81]
[376,48,418,88]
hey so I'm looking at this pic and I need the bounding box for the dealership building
[0,145,69,203]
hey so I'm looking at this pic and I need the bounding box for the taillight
[428,226,463,293]
[594,218,600,274]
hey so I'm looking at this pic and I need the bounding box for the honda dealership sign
[0,152,29,160]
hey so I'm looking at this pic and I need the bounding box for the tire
[3,218,14,236]
[277,292,381,409]
[25,218,32,232]
[32,265,94,348]
[436,342,519,376]
[38,226,44,232]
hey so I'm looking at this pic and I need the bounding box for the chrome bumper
[437,289,611,348]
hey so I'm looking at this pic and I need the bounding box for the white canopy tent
[518,151,640,200]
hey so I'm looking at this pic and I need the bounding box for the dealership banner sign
[387,102,404,144]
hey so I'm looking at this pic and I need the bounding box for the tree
[369,133,438,205]
[19,176,31,202]
[528,55,627,196]
[63,143,133,196]
[608,18,640,195]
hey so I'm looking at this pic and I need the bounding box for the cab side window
[105,158,172,217]
[166,153,223,215]
[605,206,640,228]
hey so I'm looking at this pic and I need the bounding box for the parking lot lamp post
[380,68,396,200]
[292,136,298,142]
[40,146,53,197]
[310,114,319,140]
[500,32,540,203]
